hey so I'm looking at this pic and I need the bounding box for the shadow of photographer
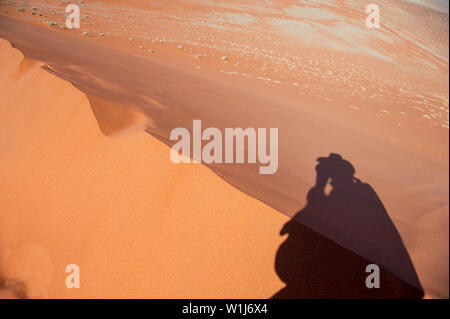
[273,153,424,298]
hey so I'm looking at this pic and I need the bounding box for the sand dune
[0,0,448,298]
[0,38,291,298]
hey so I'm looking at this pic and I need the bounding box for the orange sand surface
[0,38,290,298]
[0,0,448,298]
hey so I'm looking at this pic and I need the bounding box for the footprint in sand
[1,244,53,299]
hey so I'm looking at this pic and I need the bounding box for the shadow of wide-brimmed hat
[317,153,355,176]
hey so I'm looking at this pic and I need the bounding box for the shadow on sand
[272,153,424,298]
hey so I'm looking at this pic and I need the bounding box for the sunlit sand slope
[0,38,289,298]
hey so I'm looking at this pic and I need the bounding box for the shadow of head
[316,153,355,188]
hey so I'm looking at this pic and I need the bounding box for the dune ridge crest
[0,37,291,298]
